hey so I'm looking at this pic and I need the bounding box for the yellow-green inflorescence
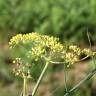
[9,32,96,78]
[9,33,63,60]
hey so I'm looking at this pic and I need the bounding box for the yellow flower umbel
[9,32,96,77]
[9,32,64,78]
[9,32,64,59]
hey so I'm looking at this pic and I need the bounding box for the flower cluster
[68,45,96,57]
[13,58,32,78]
[69,45,81,55]
[9,32,96,77]
[82,48,96,56]
[65,52,78,65]
[9,32,64,61]
[10,33,64,78]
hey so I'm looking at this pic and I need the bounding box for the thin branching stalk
[87,31,96,67]
[23,78,27,96]
[64,67,96,96]
[32,62,49,96]
[50,61,64,64]
[64,63,68,92]
[50,56,90,64]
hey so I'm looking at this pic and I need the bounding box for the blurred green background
[0,0,96,96]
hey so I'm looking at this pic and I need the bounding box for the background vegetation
[0,0,96,96]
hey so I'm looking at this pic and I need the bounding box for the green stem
[64,67,96,96]
[50,61,64,64]
[23,78,27,96]
[64,63,68,92]
[32,62,49,96]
